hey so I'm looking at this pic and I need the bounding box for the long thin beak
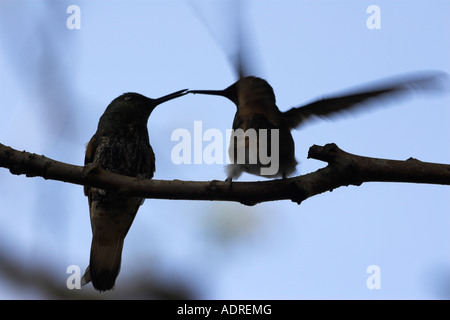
[188,87,238,105]
[153,89,188,105]
[188,89,228,97]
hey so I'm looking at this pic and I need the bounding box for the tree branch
[0,142,449,206]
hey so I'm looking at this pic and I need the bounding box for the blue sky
[0,0,449,299]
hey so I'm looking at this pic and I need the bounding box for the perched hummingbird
[189,73,446,181]
[82,89,187,291]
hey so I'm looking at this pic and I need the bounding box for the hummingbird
[81,89,187,291]
[189,73,446,181]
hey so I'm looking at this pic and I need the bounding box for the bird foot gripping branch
[81,162,101,178]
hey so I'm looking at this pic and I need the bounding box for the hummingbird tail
[83,237,124,291]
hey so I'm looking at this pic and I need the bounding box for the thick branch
[0,142,449,206]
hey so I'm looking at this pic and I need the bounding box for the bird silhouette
[81,89,187,291]
[189,72,447,181]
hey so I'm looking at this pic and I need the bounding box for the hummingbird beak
[188,89,228,97]
[188,87,238,104]
[153,89,188,105]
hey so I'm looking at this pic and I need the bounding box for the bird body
[227,98,297,180]
[191,77,296,179]
[82,90,186,291]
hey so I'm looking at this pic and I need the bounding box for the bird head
[98,89,187,129]
[189,76,276,108]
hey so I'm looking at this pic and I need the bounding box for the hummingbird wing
[83,135,97,197]
[282,71,448,129]
[189,1,261,80]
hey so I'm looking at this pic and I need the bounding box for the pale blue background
[0,0,449,299]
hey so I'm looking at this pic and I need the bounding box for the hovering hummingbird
[189,73,446,181]
[82,89,187,291]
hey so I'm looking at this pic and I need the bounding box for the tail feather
[83,193,141,291]
[80,266,90,287]
[82,197,133,291]
[93,237,124,291]
[82,236,124,291]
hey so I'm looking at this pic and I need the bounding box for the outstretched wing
[282,71,448,129]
